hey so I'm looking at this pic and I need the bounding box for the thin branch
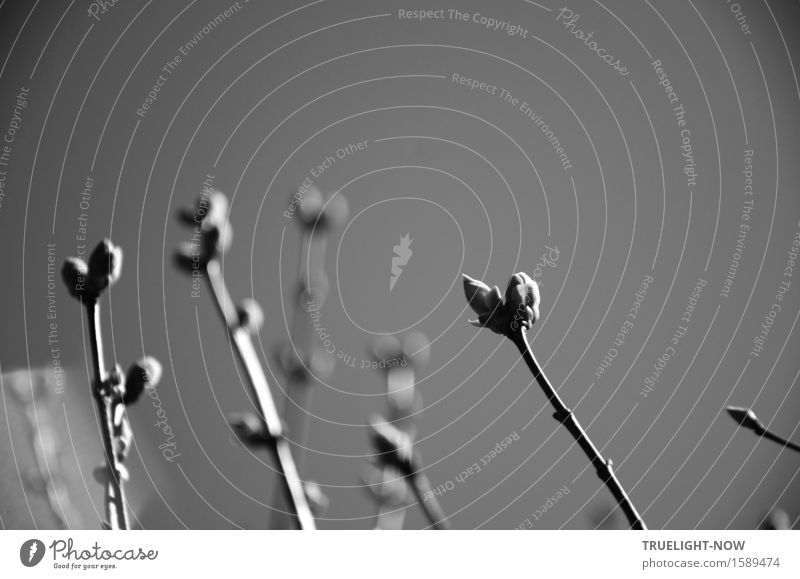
[727,406,800,454]
[511,328,646,530]
[205,259,315,530]
[85,300,128,530]
[762,430,800,454]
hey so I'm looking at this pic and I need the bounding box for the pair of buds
[463,272,540,336]
[296,185,349,234]
[62,239,123,302]
[462,271,646,530]
[175,190,232,271]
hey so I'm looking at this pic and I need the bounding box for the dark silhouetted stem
[511,328,646,530]
[205,259,315,530]
[761,430,800,454]
[85,300,129,530]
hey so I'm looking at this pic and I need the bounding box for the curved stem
[511,328,646,530]
[205,259,315,530]
[85,300,129,530]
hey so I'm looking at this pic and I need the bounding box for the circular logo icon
[20,539,46,567]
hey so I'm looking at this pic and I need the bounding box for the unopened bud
[236,298,264,334]
[402,331,431,369]
[298,187,349,232]
[303,481,330,516]
[369,415,416,475]
[360,462,410,507]
[62,257,89,301]
[463,272,540,335]
[87,239,123,294]
[726,406,764,433]
[123,356,162,405]
[229,412,267,446]
[760,508,792,530]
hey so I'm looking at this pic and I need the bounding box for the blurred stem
[375,367,416,530]
[205,259,315,530]
[511,328,646,530]
[271,233,329,529]
[284,233,328,454]
[409,472,451,530]
[85,300,129,530]
[373,465,406,530]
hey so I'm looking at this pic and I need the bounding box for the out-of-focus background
[0,0,799,530]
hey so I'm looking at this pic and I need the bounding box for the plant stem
[85,300,129,530]
[373,465,407,530]
[760,430,800,454]
[408,472,451,530]
[375,366,417,530]
[271,233,329,529]
[205,259,315,530]
[511,328,646,530]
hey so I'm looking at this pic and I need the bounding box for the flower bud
[360,462,410,507]
[298,187,349,232]
[760,508,792,530]
[174,242,199,273]
[505,272,540,329]
[402,331,431,369]
[369,415,416,475]
[87,239,123,294]
[726,406,764,433]
[463,272,540,335]
[203,191,229,230]
[62,257,90,301]
[370,335,403,368]
[179,190,229,231]
[463,273,504,333]
[388,389,423,427]
[297,185,324,225]
[201,223,232,259]
[123,356,162,405]
[229,412,267,446]
[303,481,330,517]
[236,298,264,334]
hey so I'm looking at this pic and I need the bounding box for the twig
[726,406,800,454]
[85,300,129,530]
[463,272,646,530]
[369,334,428,529]
[511,329,646,530]
[369,417,451,530]
[205,259,315,530]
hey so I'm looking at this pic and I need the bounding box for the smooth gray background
[0,0,799,529]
